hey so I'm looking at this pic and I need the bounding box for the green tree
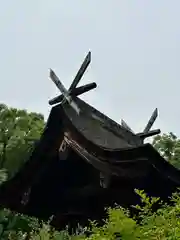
[0,103,45,178]
[152,132,180,168]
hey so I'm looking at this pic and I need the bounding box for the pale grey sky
[0,1,180,136]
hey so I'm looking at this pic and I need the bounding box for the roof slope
[0,99,179,213]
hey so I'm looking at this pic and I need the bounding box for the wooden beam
[49,51,92,114]
[69,51,91,91]
[143,108,158,133]
[49,82,97,105]
[49,69,80,114]
[137,129,160,139]
[121,119,134,133]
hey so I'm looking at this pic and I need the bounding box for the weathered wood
[137,129,160,139]
[69,51,91,91]
[49,82,97,105]
[121,119,134,133]
[49,69,80,114]
[143,108,158,133]
[49,52,92,114]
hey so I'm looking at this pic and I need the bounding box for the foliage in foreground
[0,104,180,239]
[0,190,179,239]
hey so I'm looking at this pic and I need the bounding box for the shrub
[1,189,180,239]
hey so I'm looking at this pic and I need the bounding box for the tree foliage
[0,103,45,178]
[152,132,180,168]
[0,190,179,239]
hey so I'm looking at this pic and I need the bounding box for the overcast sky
[0,1,180,136]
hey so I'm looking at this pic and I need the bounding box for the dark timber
[0,52,179,230]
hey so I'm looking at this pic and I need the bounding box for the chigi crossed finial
[121,108,160,142]
[49,51,97,114]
